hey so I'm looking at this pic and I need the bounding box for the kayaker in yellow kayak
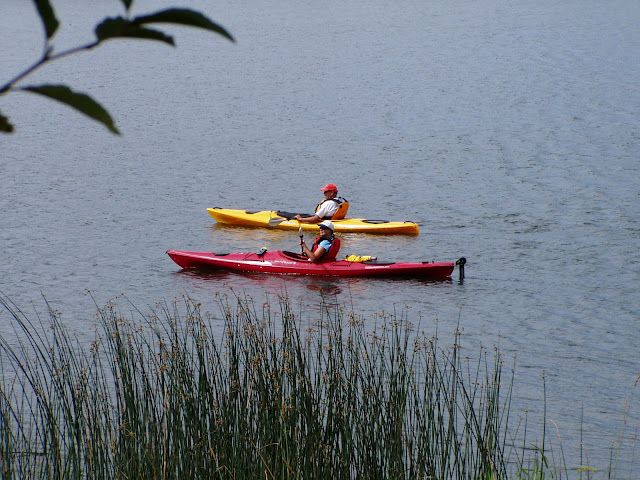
[300,220,341,262]
[294,183,348,223]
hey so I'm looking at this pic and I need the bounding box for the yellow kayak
[207,208,419,235]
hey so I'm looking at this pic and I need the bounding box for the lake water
[2,0,639,475]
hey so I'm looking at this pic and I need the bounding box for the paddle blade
[299,225,304,254]
[268,216,287,226]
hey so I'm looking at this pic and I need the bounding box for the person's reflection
[305,281,342,296]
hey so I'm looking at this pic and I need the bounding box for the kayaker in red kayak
[300,220,341,262]
[294,183,348,223]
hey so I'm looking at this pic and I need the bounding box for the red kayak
[167,249,460,280]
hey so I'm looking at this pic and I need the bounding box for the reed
[0,292,521,479]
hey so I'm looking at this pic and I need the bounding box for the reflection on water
[207,224,295,250]
[176,266,454,303]
[301,280,343,297]
[179,268,346,296]
[173,267,457,330]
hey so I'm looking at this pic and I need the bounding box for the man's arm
[294,214,321,224]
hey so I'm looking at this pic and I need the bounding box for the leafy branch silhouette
[0,0,234,134]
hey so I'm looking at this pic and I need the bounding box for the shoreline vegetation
[0,292,633,479]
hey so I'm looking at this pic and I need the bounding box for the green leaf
[21,85,119,134]
[0,110,15,133]
[95,17,174,45]
[134,9,235,42]
[33,0,59,40]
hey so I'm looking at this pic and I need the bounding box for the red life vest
[311,236,341,261]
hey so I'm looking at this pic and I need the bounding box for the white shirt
[315,199,338,219]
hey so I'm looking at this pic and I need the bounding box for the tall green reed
[1,291,517,479]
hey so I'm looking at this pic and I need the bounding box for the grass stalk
[0,291,557,479]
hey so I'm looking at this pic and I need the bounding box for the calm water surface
[2,0,639,474]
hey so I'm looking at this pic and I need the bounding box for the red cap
[320,183,338,192]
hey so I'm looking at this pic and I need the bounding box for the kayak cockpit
[280,251,339,264]
[281,251,308,261]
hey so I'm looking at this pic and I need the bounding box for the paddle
[268,214,305,254]
[299,225,304,255]
[268,216,289,226]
